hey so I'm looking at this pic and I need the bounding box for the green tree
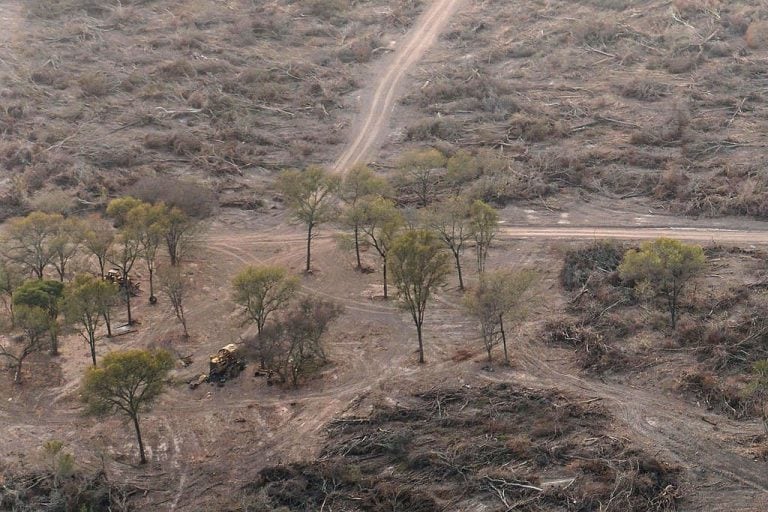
[62,274,119,366]
[619,238,705,329]
[425,197,472,290]
[160,266,190,338]
[396,148,447,207]
[390,230,450,364]
[232,265,298,334]
[82,216,115,279]
[358,197,403,299]
[13,279,64,354]
[0,260,24,323]
[464,269,537,363]
[127,202,167,302]
[340,165,390,270]
[105,196,144,227]
[81,349,174,464]
[49,217,84,282]
[107,231,142,325]
[469,200,498,274]
[279,166,340,273]
[0,305,49,383]
[2,211,62,279]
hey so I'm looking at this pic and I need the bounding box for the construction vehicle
[105,268,140,296]
[189,344,246,388]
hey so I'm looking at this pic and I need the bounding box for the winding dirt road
[332,0,465,173]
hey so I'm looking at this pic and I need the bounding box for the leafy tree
[82,216,115,279]
[340,165,390,270]
[396,148,447,207]
[0,305,49,383]
[246,297,342,386]
[107,231,142,325]
[279,166,340,273]
[159,266,190,338]
[445,150,481,191]
[425,197,472,290]
[163,206,196,267]
[49,217,84,282]
[232,265,298,334]
[81,349,174,464]
[464,269,537,363]
[469,200,498,274]
[618,238,705,329]
[13,279,64,354]
[62,274,118,366]
[390,230,450,364]
[358,197,403,299]
[2,211,62,279]
[127,202,167,302]
[105,196,144,227]
[0,260,24,323]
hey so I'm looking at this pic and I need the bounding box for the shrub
[746,21,768,49]
[561,240,624,291]
[78,72,111,97]
[619,79,669,101]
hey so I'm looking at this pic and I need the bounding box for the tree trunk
[148,266,155,303]
[454,250,464,290]
[98,258,106,279]
[89,333,97,366]
[306,224,313,273]
[499,315,508,364]
[354,225,362,270]
[126,287,133,325]
[132,414,147,464]
[669,289,678,329]
[417,322,425,364]
[382,256,388,299]
[49,330,58,356]
[14,358,22,384]
[103,310,112,337]
[180,307,188,338]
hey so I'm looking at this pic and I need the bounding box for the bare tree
[396,148,447,207]
[464,269,537,364]
[107,232,141,325]
[159,266,190,338]
[246,297,343,386]
[358,197,403,299]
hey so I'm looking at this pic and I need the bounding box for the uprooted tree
[619,237,705,329]
[464,269,537,363]
[245,297,343,386]
[390,229,450,364]
[81,349,173,464]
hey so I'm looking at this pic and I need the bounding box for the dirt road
[331,0,465,173]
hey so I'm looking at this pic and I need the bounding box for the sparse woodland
[1,0,768,510]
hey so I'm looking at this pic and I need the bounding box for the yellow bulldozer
[189,344,246,388]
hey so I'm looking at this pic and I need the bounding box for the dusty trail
[332,0,465,173]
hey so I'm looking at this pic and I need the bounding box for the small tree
[0,260,24,323]
[159,266,190,338]
[619,238,705,329]
[464,269,537,363]
[2,211,62,279]
[62,274,118,366]
[358,197,403,299]
[232,265,298,334]
[127,202,167,303]
[278,166,340,273]
[396,148,447,207]
[469,200,498,274]
[340,165,390,270]
[0,305,49,383]
[425,197,472,290]
[49,217,84,282]
[107,231,142,325]
[81,349,174,464]
[82,217,115,279]
[390,230,450,364]
[163,206,196,267]
[13,279,64,355]
[41,440,75,489]
[246,297,342,386]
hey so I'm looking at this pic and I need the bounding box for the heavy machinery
[105,268,140,296]
[189,344,246,388]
